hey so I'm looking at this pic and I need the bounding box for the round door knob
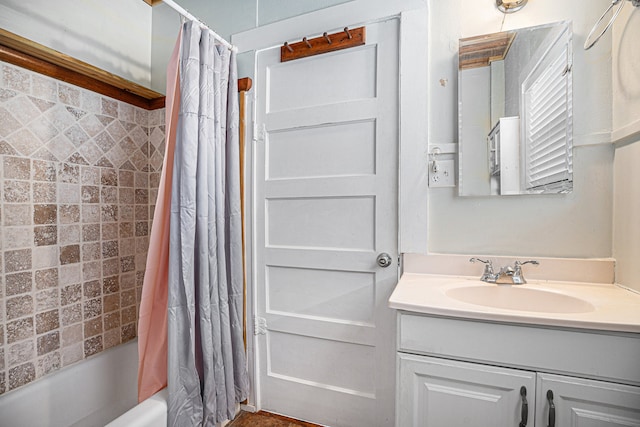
[377,253,393,268]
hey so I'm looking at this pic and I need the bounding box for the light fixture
[496,0,528,13]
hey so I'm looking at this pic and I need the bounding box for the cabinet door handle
[519,386,528,427]
[547,390,556,427]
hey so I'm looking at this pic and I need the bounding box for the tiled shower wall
[0,62,165,394]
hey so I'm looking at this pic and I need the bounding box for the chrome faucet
[470,258,539,284]
[496,260,539,284]
[469,258,497,283]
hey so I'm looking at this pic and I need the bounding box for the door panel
[255,19,399,426]
[266,44,378,112]
[266,196,376,250]
[268,331,376,396]
[537,373,640,427]
[398,354,536,427]
[267,120,376,180]
[266,266,376,324]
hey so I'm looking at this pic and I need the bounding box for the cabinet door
[537,373,640,427]
[398,354,535,427]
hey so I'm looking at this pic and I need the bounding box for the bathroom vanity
[389,261,640,426]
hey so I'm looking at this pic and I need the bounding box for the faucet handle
[516,260,539,266]
[511,260,539,284]
[470,258,497,282]
[514,260,539,269]
[470,257,493,271]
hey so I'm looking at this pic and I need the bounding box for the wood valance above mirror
[459,31,516,70]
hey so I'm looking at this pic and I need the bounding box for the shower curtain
[137,28,182,403]
[138,20,249,425]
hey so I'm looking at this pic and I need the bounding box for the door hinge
[254,316,267,335]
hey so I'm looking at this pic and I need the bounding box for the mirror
[458,21,573,196]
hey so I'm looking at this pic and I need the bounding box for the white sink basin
[446,285,596,313]
[389,273,640,332]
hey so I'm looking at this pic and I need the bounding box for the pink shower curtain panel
[137,30,182,403]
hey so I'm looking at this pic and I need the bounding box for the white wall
[612,5,640,292]
[427,0,614,258]
[613,140,640,292]
[257,0,352,27]
[151,3,184,94]
[0,0,152,87]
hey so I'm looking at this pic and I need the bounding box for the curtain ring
[344,27,352,39]
[284,42,294,52]
[584,0,625,50]
[303,37,312,48]
[323,32,332,44]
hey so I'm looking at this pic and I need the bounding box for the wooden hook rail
[280,26,366,62]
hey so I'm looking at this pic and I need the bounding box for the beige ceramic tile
[1,62,161,394]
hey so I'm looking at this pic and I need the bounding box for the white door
[398,354,536,427]
[253,19,399,427]
[536,373,640,427]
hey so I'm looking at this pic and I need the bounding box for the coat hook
[323,32,332,44]
[303,37,312,48]
[284,42,294,52]
[344,27,352,39]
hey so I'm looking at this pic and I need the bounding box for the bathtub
[108,385,243,427]
[0,340,138,427]
[108,388,242,427]
[106,388,167,427]
[0,337,241,427]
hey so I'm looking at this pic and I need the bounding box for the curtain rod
[162,0,236,51]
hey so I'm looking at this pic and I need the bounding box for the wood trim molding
[0,28,163,99]
[0,44,165,110]
[142,0,164,6]
[0,28,166,109]
[0,28,254,111]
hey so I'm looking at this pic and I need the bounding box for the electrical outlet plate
[429,159,456,188]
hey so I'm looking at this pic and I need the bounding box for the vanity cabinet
[396,313,640,427]
[399,354,640,426]
[398,354,535,426]
[535,373,640,427]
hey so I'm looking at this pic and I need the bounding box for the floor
[228,411,322,427]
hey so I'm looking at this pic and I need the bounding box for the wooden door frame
[231,1,429,411]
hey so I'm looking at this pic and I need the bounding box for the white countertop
[389,273,640,333]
